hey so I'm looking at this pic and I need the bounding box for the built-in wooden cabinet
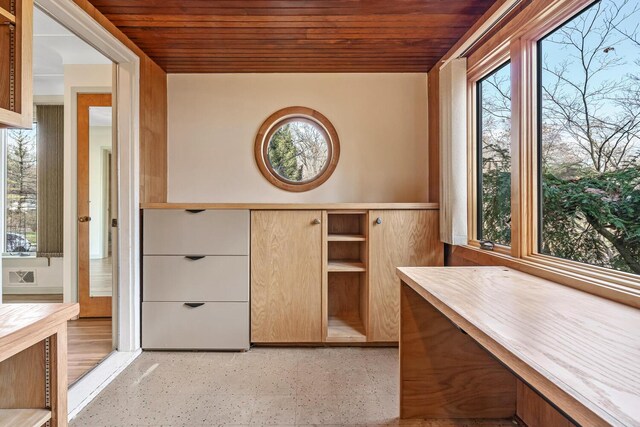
[141,205,441,346]
[368,210,443,341]
[0,0,33,128]
[251,208,443,344]
[251,210,323,343]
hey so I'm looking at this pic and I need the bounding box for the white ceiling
[33,7,112,96]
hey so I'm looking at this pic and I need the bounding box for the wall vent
[8,269,37,286]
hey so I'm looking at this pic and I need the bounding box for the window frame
[465,0,640,304]
[467,44,512,256]
[474,59,513,249]
[254,106,340,193]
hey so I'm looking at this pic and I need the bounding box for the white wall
[3,257,63,294]
[89,126,112,259]
[63,64,112,303]
[168,73,429,203]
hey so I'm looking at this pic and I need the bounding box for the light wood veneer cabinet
[368,210,443,342]
[251,209,443,344]
[0,0,33,128]
[250,210,323,343]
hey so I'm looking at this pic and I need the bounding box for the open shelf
[0,409,51,427]
[325,212,368,342]
[326,315,366,342]
[327,234,366,242]
[328,260,366,272]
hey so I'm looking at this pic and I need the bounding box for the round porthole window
[255,107,340,192]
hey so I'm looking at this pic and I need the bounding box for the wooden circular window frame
[255,106,340,192]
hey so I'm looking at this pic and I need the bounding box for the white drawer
[142,301,249,350]
[143,256,248,302]
[143,209,249,255]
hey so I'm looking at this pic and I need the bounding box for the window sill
[454,244,640,309]
[2,254,37,259]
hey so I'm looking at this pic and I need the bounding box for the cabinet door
[251,210,323,343]
[369,210,443,342]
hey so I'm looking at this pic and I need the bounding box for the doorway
[77,93,114,319]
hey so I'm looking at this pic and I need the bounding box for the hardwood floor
[2,294,113,384]
[68,318,113,384]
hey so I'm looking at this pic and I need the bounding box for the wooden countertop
[396,266,640,427]
[0,303,79,361]
[141,202,439,210]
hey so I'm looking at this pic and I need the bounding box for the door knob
[312,218,321,225]
[78,216,91,223]
[375,217,382,225]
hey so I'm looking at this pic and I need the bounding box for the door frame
[36,0,141,353]
[77,92,113,318]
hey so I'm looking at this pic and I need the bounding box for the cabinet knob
[375,217,382,225]
[312,218,321,225]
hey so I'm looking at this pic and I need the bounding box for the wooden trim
[254,106,340,193]
[77,93,113,318]
[141,203,439,210]
[437,0,515,67]
[427,68,440,204]
[450,245,640,309]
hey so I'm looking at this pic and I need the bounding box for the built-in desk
[397,267,640,427]
[0,304,79,427]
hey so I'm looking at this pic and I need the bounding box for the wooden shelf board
[0,409,51,427]
[327,210,368,215]
[326,316,366,342]
[327,234,366,242]
[0,7,16,24]
[328,260,366,272]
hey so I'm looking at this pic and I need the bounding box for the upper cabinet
[0,0,32,128]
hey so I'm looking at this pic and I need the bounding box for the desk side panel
[399,282,516,419]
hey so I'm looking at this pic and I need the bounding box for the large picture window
[477,62,512,246]
[538,0,640,274]
[5,126,38,254]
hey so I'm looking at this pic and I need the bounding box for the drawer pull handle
[184,302,205,308]
[185,209,206,214]
[185,256,206,261]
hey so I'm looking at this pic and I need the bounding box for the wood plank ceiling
[89,0,497,73]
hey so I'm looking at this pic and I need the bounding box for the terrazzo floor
[70,347,515,427]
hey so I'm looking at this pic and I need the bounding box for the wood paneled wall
[72,0,167,203]
[427,67,439,204]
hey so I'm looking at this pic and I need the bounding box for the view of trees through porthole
[266,120,329,183]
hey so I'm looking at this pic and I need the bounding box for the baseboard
[68,349,141,420]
